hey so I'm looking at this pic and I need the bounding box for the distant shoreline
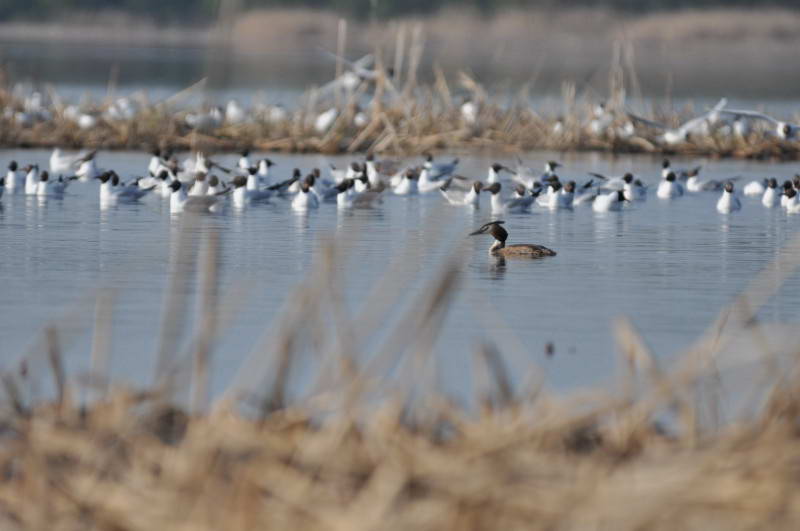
[0,7,799,48]
[3,8,800,102]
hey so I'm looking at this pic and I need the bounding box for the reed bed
[2,26,800,161]
[2,215,800,530]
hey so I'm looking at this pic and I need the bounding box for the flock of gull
[7,88,799,144]
[4,46,799,147]
[1,147,798,257]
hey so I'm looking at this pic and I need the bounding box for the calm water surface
[1,150,799,401]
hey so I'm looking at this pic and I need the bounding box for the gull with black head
[440,178,483,207]
[4,161,21,194]
[716,181,741,213]
[484,182,535,213]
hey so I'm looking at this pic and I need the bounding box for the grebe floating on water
[469,221,556,258]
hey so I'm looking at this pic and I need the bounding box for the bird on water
[469,221,556,258]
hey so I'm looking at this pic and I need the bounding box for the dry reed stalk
[190,228,220,414]
[159,77,208,109]
[89,288,115,401]
[154,213,200,400]
[393,23,406,88]
[335,18,347,109]
[433,65,452,110]
[402,24,424,100]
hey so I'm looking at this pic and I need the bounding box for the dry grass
[2,10,800,159]
[2,215,800,529]
[2,67,799,160]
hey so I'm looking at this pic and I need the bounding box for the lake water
[2,149,800,405]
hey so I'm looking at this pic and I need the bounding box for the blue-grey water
[1,149,799,404]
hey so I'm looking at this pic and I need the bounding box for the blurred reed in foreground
[2,215,800,530]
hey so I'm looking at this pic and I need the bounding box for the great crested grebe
[469,221,556,258]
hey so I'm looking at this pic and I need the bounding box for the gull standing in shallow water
[781,181,794,207]
[661,159,701,181]
[486,163,510,184]
[592,190,628,213]
[291,179,319,211]
[393,169,419,196]
[469,221,556,258]
[36,171,72,198]
[622,174,647,201]
[484,183,535,213]
[657,172,684,199]
[784,189,800,214]
[440,179,483,207]
[743,178,768,196]
[24,165,40,195]
[762,178,780,208]
[231,176,271,208]
[4,161,21,194]
[98,172,154,205]
[168,180,224,214]
[716,181,741,213]
[255,159,275,189]
[422,153,459,180]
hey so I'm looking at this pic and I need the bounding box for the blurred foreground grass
[2,215,800,529]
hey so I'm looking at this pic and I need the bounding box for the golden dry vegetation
[3,217,800,530]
